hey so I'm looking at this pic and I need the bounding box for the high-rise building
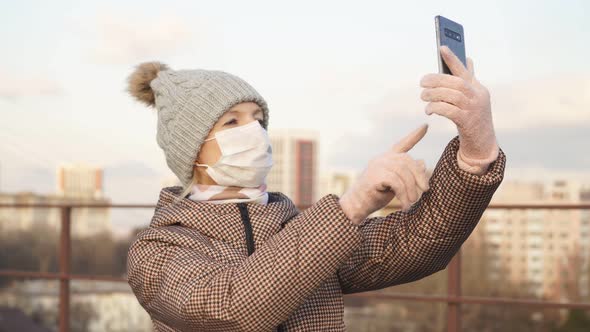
[267,129,319,207]
[0,163,113,237]
[473,180,589,301]
[318,169,359,199]
[55,163,111,237]
[369,175,590,301]
[57,162,104,199]
[0,191,112,237]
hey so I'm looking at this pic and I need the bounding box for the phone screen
[435,15,467,75]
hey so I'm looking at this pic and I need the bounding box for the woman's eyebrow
[228,108,263,115]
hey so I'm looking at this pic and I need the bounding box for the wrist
[457,125,498,161]
[458,141,499,167]
[457,152,491,175]
[338,193,365,225]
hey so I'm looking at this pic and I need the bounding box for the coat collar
[149,186,299,247]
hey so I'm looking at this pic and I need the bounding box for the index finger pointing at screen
[391,123,428,153]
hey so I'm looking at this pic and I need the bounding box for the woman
[126,45,506,331]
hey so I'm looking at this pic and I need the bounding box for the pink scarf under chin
[188,183,269,205]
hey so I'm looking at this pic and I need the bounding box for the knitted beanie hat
[126,62,270,188]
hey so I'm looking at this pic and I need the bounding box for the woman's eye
[224,118,263,126]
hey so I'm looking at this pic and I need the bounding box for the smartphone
[435,15,467,74]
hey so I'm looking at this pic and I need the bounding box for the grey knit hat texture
[127,62,270,188]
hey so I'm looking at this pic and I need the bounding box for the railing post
[447,249,461,332]
[59,206,71,332]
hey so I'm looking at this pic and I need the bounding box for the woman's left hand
[419,45,498,163]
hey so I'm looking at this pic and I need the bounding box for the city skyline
[1,0,589,206]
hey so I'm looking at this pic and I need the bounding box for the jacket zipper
[237,202,286,332]
[237,203,255,256]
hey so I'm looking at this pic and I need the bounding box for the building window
[295,140,315,206]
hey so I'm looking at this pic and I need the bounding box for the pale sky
[1,0,589,228]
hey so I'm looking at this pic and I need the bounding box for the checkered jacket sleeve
[126,190,366,330]
[336,135,506,294]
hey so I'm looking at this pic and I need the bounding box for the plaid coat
[127,135,506,331]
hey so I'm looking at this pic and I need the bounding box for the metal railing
[1,202,590,332]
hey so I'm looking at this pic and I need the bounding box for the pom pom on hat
[127,61,170,107]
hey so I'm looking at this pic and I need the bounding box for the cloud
[104,160,160,178]
[326,74,590,174]
[0,164,55,195]
[364,74,590,134]
[0,70,61,99]
[87,11,194,64]
[495,124,590,169]
[489,75,590,130]
[103,160,167,205]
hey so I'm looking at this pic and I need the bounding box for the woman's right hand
[338,124,430,225]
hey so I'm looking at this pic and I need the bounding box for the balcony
[1,201,590,331]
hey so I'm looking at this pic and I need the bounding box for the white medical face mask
[195,120,273,187]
